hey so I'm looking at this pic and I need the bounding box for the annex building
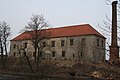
[10,24,106,62]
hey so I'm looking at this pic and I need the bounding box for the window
[43,42,46,47]
[81,38,85,58]
[52,51,55,57]
[33,52,36,57]
[13,44,16,49]
[24,52,26,57]
[72,54,75,58]
[97,39,99,46]
[62,51,65,57]
[13,52,16,57]
[61,40,65,47]
[51,41,55,47]
[70,39,74,46]
[81,38,86,46]
[24,43,27,48]
[101,40,104,47]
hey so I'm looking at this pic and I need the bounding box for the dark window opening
[81,38,86,46]
[43,42,46,47]
[24,52,26,57]
[24,43,27,48]
[62,51,65,57]
[61,40,65,47]
[101,40,103,47]
[81,52,83,57]
[52,51,55,57]
[72,54,75,58]
[51,41,55,47]
[97,39,99,46]
[13,52,16,57]
[81,38,85,58]
[70,39,74,46]
[13,44,16,49]
[33,52,36,57]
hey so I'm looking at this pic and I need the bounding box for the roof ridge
[48,24,90,30]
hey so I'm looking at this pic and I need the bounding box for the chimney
[109,1,119,63]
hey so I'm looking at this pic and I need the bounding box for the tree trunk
[0,37,4,67]
[4,42,7,57]
[3,42,7,67]
[34,46,37,61]
[25,55,34,72]
[36,47,40,71]
[34,29,38,61]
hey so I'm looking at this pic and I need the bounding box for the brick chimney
[109,1,119,63]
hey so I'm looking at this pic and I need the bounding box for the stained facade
[10,24,106,62]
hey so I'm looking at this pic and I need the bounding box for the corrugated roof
[11,24,105,41]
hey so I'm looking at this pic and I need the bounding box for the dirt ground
[0,57,120,80]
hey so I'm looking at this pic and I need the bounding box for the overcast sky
[0,0,112,39]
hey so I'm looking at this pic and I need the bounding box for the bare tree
[0,21,10,57]
[22,14,49,71]
[0,21,10,67]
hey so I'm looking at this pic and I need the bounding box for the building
[10,24,106,62]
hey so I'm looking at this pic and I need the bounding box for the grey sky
[0,0,111,39]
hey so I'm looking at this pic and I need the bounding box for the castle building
[10,24,106,62]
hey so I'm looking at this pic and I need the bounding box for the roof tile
[11,24,105,41]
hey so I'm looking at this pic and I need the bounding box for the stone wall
[10,35,105,62]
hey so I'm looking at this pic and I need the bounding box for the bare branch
[106,15,112,22]
[98,24,111,33]
[0,21,11,58]
[21,14,50,65]
[105,0,111,5]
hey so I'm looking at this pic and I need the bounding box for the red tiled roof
[11,24,105,41]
